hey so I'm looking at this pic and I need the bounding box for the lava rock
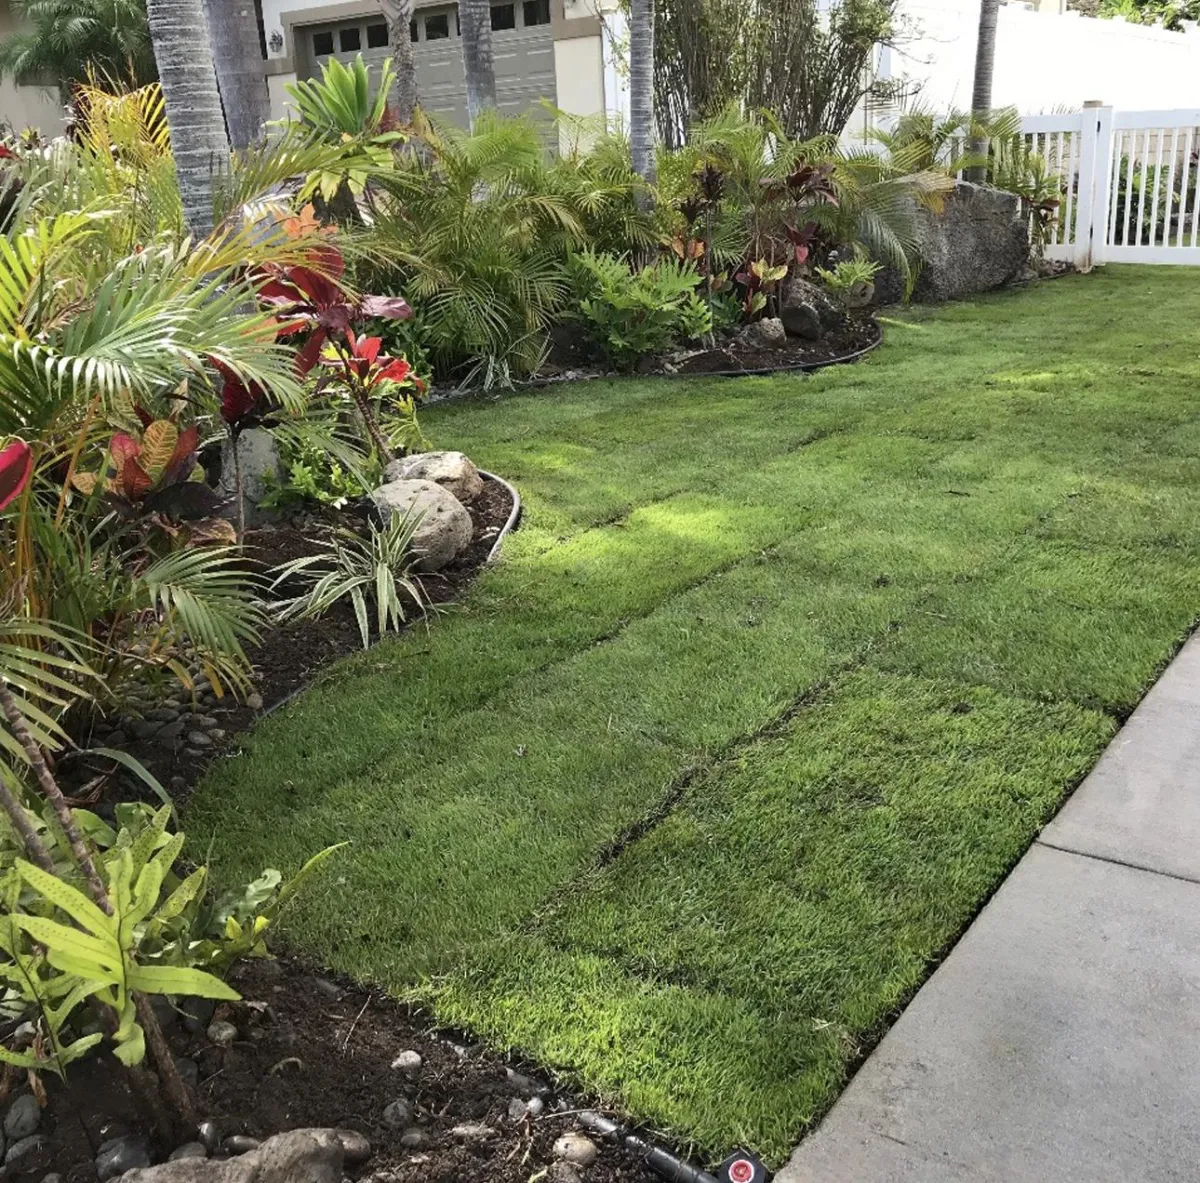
[120,1129,342,1183]
[382,452,484,506]
[381,1100,414,1131]
[207,1019,238,1048]
[369,480,472,572]
[553,1132,598,1167]
[735,317,788,351]
[95,1134,150,1180]
[4,1095,41,1141]
[389,1050,422,1076]
[168,1145,209,1162]
[779,278,841,340]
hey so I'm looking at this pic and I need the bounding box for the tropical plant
[815,256,881,306]
[271,511,428,648]
[0,0,156,94]
[567,249,710,370]
[143,0,230,238]
[260,436,377,513]
[989,140,1062,258]
[458,0,496,129]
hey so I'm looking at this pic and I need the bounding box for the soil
[671,315,881,377]
[25,958,662,1183]
[65,478,515,809]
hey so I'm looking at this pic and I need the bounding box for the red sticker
[729,1161,755,1183]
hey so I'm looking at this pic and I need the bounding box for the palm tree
[203,0,270,149]
[379,0,418,123]
[629,0,656,206]
[0,0,156,95]
[144,0,230,238]
[966,0,1000,183]
[458,0,496,129]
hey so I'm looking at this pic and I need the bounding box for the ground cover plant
[189,266,1200,1165]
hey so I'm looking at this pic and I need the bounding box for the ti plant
[735,258,789,320]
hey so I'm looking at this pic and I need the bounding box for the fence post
[1074,101,1114,271]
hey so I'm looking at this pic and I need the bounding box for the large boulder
[874,181,1030,304]
[779,278,842,340]
[383,451,484,505]
[219,428,281,527]
[370,478,473,571]
[117,1130,347,1183]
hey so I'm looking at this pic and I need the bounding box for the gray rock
[369,480,472,573]
[175,1057,199,1090]
[525,1097,545,1119]
[246,693,264,711]
[169,776,188,794]
[382,452,484,506]
[389,1050,422,1076]
[150,995,179,1033]
[4,1095,40,1141]
[873,181,1029,304]
[156,720,185,748]
[207,1019,238,1048]
[779,278,841,340]
[95,1134,150,1180]
[548,1165,584,1183]
[118,1129,343,1183]
[507,1098,529,1122]
[398,1130,425,1150]
[219,428,280,528]
[197,1122,220,1153]
[449,1124,491,1141]
[552,1133,598,1167]
[381,1100,414,1131]
[40,1173,63,1183]
[148,707,180,722]
[505,1067,547,1095]
[6,1136,48,1173]
[222,1137,261,1156]
[333,1131,370,1165]
[735,316,788,351]
[133,720,162,741]
[311,977,341,1000]
[169,1145,209,1162]
[187,731,213,749]
[106,729,128,747]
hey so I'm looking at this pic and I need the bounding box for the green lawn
[190,267,1200,1165]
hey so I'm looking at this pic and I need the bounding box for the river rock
[369,480,472,572]
[207,1019,238,1048]
[95,1135,150,1180]
[552,1133,598,1167]
[389,1050,422,1076]
[383,452,484,506]
[548,1165,583,1183]
[4,1095,40,1141]
[381,1100,414,1131]
[222,1137,261,1156]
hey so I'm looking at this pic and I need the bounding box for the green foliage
[271,513,429,649]
[0,0,155,96]
[815,257,881,306]
[567,250,711,370]
[261,437,378,513]
[1091,0,1199,29]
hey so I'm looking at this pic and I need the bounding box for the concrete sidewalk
[777,634,1200,1183]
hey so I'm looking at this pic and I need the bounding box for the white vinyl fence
[1023,106,1200,269]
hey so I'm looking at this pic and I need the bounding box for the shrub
[567,250,712,371]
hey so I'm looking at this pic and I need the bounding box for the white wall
[885,0,1200,115]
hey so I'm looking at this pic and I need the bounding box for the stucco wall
[0,0,65,133]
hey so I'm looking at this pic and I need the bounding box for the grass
[190,267,1200,1166]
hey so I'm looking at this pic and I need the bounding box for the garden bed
[671,313,880,376]
[74,476,516,808]
[21,957,659,1183]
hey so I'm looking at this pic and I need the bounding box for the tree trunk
[966,0,1000,184]
[379,0,419,124]
[203,0,270,150]
[629,0,656,208]
[146,0,231,238]
[458,0,496,129]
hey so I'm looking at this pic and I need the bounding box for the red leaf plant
[0,439,32,512]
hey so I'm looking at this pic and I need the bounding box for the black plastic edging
[258,471,521,721]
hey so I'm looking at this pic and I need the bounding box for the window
[339,25,361,51]
[425,12,450,38]
[311,29,334,55]
[367,21,389,48]
[410,19,419,40]
[523,0,551,25]
[491,3,516,29]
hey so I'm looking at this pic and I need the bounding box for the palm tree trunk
[203,0,270,149]
[966,0,1000,184]
[379,0,419,124]
[629,0,656,208]
[145,0,231,238]
[458,0,497,129]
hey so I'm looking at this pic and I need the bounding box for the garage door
[302,1,557,130]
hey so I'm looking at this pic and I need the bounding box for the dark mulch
[672,315,881,376]
[29,958,660,1183]
[66,478,515,809]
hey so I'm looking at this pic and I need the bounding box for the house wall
[261,0,613,128]
[0,0,65,133]
[884,0,1200,115]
